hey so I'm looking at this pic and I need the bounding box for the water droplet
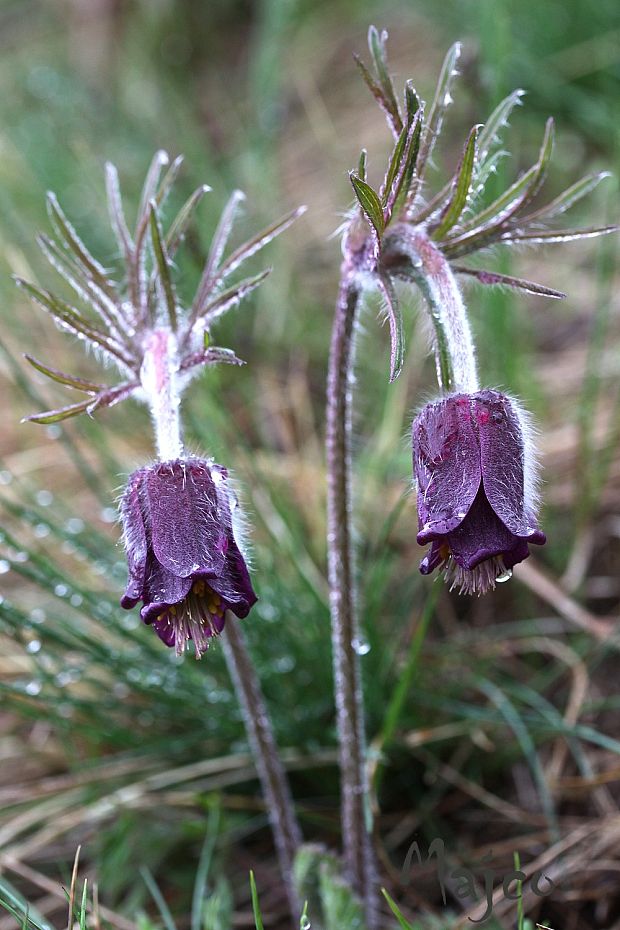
[0,470,13,485]
[27,639,42,654]
[65,518,84,534]
[36,490,54,506]
[45,425,61,439]
[300,915,311,930]
[496,568,512,584]
[25,680,42,696]
[69,594,83,607]
[100,507,117,523]
[34,523,51,538]
[0,560,10,574]
[274,655,295,673]
[13,551,29,563]
[54,583,69,597]
[30,608,46,624]
[121,614,139,630]
[352,637,371,656]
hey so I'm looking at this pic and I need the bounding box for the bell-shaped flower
[413,390,546,594]
[120,457,256,656]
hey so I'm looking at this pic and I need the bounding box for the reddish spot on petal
[476,407,490,426]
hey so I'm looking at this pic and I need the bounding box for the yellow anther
[192,580,206,596]
[212,594,221,606]
[170,606,177,616]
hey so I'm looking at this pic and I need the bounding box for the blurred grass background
[0,0,619,928]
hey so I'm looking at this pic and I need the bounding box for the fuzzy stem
[326,268,378,927]
[387,228,479,393]
[140,328,183,460]
[222,618,302,918]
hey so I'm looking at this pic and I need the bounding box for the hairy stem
[140,328,183,460]
[326,269,377,926]
[222,619,302,918]
[387,228,479,393]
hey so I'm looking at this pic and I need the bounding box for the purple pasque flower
[120,457,257,657]
[413,390,546,595]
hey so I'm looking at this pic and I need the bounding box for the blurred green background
[0,1,619,928]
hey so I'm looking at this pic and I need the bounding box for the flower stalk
[326,272,378,924]
[140,328,184,460]
[222,619,302,917]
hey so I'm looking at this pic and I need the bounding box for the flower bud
[120,458,257,656]
[412,390,545,594]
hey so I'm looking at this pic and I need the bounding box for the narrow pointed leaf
[376,273,404,381]
[447,163,539,241]
[105,162,134,258]
[15,279,134,367]
[350,173,385,240]
[385,112,422,222]
[404,80,420,125]
[443,118,555,256]
[166,184,211,257]
[500,225,619,244]
[149,202,178,330]
[137,150,169,233]
[454,266,566,298]
[37,234,129,336]
[180,347,245,373]
[368,26,402,136]
[202,269,271,324]
[477,89,525,166]
[192,189,246,314]
[381,123,411,208]
[414,42,461,192]
[358,149,368,182]
[217,205,307,282]
[519,171,612,224]
[24,355,105,392]
[153,154,184,210]
[354,54,399,136]
[432,124,479,240]
[46,194,115,296]
[23,396,96,424]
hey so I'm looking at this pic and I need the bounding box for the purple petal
[445,488,522,570]
[419,540,445,575]
[475,391,537,537]
[140,553,193,624]
[413,394,482,543]
[145,459,227,578]
[119,469,148,609]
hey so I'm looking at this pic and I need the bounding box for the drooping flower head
[120,457,257,657]
[413,390,545,595]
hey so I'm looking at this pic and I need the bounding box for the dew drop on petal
[54,583,69,597]
[0,560,10,574]
[496,568,513,584]
[27,639,42,654]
